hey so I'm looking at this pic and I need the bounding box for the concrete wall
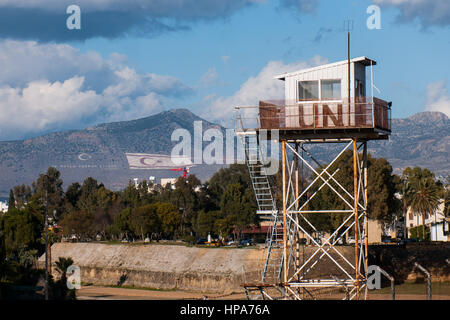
[38,242,450,294]
[38,243,266,293]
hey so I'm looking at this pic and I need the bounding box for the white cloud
[0,40,192,140]
[200,55,328,127]
[374,0,450,27]
[198,68,219,87]
[279,0,319,14]
[0,40,108,88]
[0,77,101,138]
[425,80,450,117]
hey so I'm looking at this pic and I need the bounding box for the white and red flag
[125,153,193,169]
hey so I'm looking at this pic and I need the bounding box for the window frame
[297,80,320,102]
[320,79,342,101]
[297,79,342,103]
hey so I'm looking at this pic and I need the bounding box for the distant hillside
[369,112,449,177]
[0,109,448,197]
[0,108,225,197]
[304,111,449,179]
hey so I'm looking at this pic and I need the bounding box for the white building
[406,200,449,241]
[161,178,177,189]
[256,56,390,134]
[0,201,8,213]
[276,56,375,103]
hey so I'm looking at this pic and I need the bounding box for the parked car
[240,238,253,246]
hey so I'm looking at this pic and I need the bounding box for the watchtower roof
[274,56,377,81]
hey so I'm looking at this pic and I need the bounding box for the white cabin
[254,56,390,139]
[274,56,376,103]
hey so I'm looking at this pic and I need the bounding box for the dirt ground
[76,285,450,300]
[76,286,247,300]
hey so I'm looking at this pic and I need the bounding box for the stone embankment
[37,242,450,293]
[38,242,266,293]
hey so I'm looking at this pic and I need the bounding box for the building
[160,178,177,189]
[0,201,8,213]
[254,56,391,137]
[406,200,449,241]
[236,55,392,299]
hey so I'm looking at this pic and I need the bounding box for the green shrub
[409,225,430,241]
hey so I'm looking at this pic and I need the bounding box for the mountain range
[0,109,448,198]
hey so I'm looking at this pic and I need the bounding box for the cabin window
[298,81,319,101]
[321,79,341,100]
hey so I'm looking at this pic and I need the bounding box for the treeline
[1,164,258,253]
[0,154,448,288]
[0,164,258,294]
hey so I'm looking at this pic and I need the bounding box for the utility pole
[44,190,49,300]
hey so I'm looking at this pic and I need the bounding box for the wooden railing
[236,97,391,132]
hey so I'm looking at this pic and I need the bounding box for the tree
[65,182,81,209]
[154,202,180,239]
[59,210,95,241]
[157,176,202,237]
[55,257,74,282]
[76,177,101,214]
[220,183,258,241]
[108,208,133,240]
[13,184,32,209]
[207,164,255,210]
[121,180,140,208]
[53,257,76,300]
[195,210,222,238]
[129,204,160,241]
[7,189,15,212]
[32,167,64,221]
[1,206,42,255]
[398,175,413,239]
[409,177,440,240]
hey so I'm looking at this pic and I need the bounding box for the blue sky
[0,0,448,140]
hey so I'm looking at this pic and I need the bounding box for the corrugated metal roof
[274,56,377,81]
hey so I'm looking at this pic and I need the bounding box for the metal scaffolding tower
[235,98,391,300]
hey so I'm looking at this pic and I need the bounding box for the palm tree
[55,257,74,283]
[399,178,413,239]
[410,178,440,240]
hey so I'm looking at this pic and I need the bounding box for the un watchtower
[236,57,391,300]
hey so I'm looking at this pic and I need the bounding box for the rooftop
[274,56,377,81]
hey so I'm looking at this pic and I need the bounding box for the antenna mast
[345,20,353,109]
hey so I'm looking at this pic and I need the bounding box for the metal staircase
[237,131,284,285]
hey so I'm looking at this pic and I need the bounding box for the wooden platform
[253,97,391,141]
